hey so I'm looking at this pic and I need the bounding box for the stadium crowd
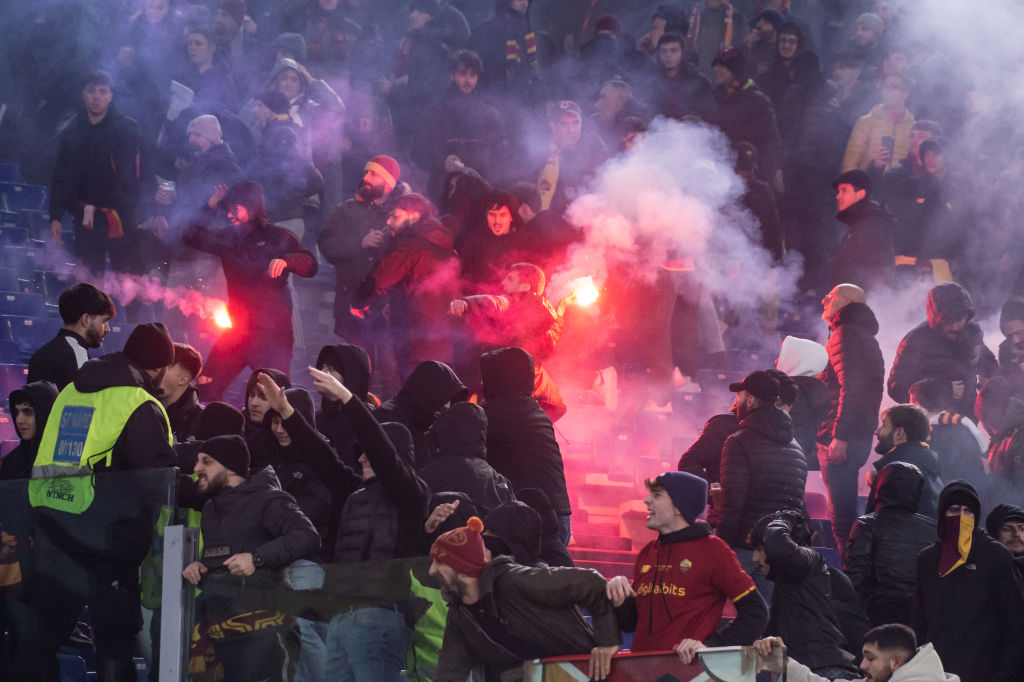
[2,0,1024,680]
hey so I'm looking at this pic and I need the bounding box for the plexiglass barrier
[0,473,785,682]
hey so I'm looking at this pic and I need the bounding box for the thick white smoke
[549,117,800,309]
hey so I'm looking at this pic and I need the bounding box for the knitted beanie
[187,114,223,145]
[202,434,250,476]
[655,471,708,524]
[430,516,488,577]
[123,322,175,370]
[364,155,400,191]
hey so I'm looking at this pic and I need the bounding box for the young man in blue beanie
[606,471,768,663]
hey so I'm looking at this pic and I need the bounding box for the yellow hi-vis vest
[32,385,172,479]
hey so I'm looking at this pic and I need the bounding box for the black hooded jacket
[888,283,998,417]
[333,399,431,563]
[845,462,937,615]
[261,388,339,556]
[866,442,943,519]
[198,465,319,571]
[481,348,571,516]
[986,504,1024,578]
[184,204,318,340]
[419,402,514,515]
[165,384,203,444]
[374,360,469,467]
[315,344,372,470]
[817,302,885,452]
[912,481,1024,682]
[761,519,855,671]
[830,198,895,293]
[678,412,739,484]
[0,382,59,480]
[716,406,807,548]
[483,501,544,566]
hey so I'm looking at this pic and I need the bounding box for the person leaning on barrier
[606,472,768,663]
[183,434,320,682]
[754,623,959,682]
[429,517,621,682]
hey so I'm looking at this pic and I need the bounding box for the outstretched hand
[208,184,229,209]
[256,372,293,419]
[308,366,353,404]
[425,499,460,533]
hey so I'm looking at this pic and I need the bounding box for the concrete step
[572,534,632,551]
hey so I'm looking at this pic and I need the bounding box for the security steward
[15,322,179,682]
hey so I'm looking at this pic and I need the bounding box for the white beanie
[187,114,223,145]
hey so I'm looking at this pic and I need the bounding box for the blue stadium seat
[0,365,28,398]
[0,267,19,293]
[0,182,49,213]
[0,225,28,245]
[16,210,50,240]
[0,292,45,317]
[57,652,89,682]
[725,348,776,373]
[0,340,20,364]
[0,245,44,279]
[0,210,15,227]
[2,315,55,359]
[671,388,728,419]
[102,322,136,353]
[33,270,75,301]
[694,369,747,396]
[0,163,23,183]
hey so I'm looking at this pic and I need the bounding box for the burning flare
[570,277,600,307]
[213,305,232,329]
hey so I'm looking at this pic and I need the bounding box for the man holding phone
[840,73,915,173]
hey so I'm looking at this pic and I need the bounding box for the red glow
[570,277,600,307]
[214,306,232,329]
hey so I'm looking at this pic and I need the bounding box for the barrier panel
[524,645,786,682]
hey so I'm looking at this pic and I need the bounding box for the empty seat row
[0,182,48,214]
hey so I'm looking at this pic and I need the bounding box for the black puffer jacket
[333,399,431,563]
[198,465,320,571]
[0,381,59,480]
[678,412,738,484]
[375,360,469,468]
[866,443,943,519]
[315,343,372,470]
[845,462,937,617]
[790,376,830,469]
[717,406,807,548]
[419,402,514,515]
[817,302,885,456]
[888,283,998,417]
[481,348,571,517]
[762,519,855,671]
[912,481,1024,682]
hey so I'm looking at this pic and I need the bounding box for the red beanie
[430,516,487,577]
[364,155,400,191]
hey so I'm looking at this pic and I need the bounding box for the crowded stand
[2,0,1024,680]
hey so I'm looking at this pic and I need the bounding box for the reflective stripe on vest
[33,385,171,478]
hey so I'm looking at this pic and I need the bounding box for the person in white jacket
[754,623,959,682]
